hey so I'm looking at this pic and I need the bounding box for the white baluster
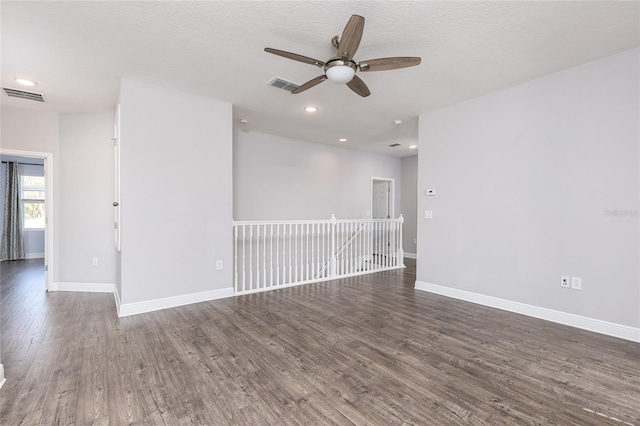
[249,225,253,290]
[398,215,404,267]
[295,223,297,282]
[349,222,353,274]
[263,224,267,287]
[329,214,336,277]
[234,225,238,292]
[288,223,292,284]
[311,223,316,279]
[304,223,311,280]
[385,220,390,268]
[322,222,326,278]
[256,225,261,289]
[276,224,280,286]
[269,224,274,287]
[376,222,379,268]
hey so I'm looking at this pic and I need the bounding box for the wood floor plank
[1,258,639,425]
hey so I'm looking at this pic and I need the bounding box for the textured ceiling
[1,1,638,157]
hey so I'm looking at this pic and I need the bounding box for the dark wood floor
[1,259,639,425]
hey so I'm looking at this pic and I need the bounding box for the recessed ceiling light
[14,77,37,87]
[305,106,317,113]
[393,119,402,125]
[409,145,418,149]
[339,138,347,142]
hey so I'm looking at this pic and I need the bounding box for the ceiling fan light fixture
[326,65,356,84]
[324,59,357,84]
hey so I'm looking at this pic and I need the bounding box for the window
[21,175,45,229]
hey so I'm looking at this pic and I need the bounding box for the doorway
[371,177,394,219]
[371,177,394,261]
[0,149,54,291]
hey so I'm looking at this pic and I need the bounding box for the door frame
[370,176,394,219]
[0,148,54,291]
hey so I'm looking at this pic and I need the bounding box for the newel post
[397,214,405,267]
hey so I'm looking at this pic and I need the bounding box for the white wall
[1,106,60,279]
[401,155,418,256]
[58,112,115,285]
[417,49,639,329]
[119,79,233,305]
[234,131,402,221]
[0,157,45,257]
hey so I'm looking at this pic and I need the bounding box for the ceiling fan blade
[291,75,328,94]
[358,57,421,72]
[264,48,324,67]
[337,15,365,60]
[346,75,370,97]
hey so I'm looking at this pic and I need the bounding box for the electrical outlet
[216,260,223,270]
[413,238,417,244]
[561,276,570,288]
[424,210,433,219]
[92,257,98,266]
[571,277,582,290]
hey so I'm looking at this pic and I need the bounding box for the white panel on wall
[119,79,233,306]
[58,112,116,285]
[417,49,639,329]
[401,155,418,256]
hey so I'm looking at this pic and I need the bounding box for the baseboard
[24,252,45,259]
[0,363,5,390]
[51,282,115,293]
[404,252,417,260]
[0,254,43,261]
[118,287,234,317]
[415,281,640,343]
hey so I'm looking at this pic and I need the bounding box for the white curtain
[1,162,25,261]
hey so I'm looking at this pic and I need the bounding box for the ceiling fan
[264,15,421,97]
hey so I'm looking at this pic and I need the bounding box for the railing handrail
[233,216,404,226]
[233,219,331,225]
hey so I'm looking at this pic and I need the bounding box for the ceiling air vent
[3,87,45,102]
[388,143,401,147]
[267,77,300,92]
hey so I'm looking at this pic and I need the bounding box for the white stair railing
[233,215,404,295]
